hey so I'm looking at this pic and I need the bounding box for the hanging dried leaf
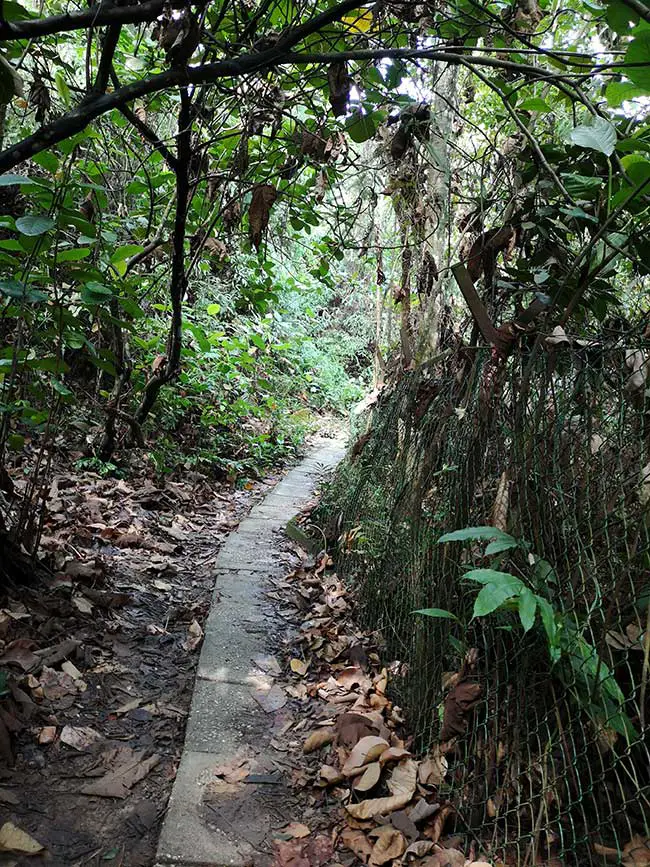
[249,184,278,250]
[418,748,448,787]
[29,75,50,124]
[327,61,350,117]
[440,682,482,741]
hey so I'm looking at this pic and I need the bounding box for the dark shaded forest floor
[0,451,302,866]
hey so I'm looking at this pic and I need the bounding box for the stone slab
[156,438,346,865]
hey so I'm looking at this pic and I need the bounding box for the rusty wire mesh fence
[319,338,650,866]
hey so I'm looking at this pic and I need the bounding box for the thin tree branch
[0,44,597,175]
[0,0,165,41]
[94,25,121,92]
[109,68,178,171]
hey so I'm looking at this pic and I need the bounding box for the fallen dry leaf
[60,725,102,751]
[38,726,56,744]
[404,840,434,858]
[420,847,465,867]
[252,684,287,713]
[346,758,418,819]
[80,747,159,798]
[283,823,311,839]
[303,728,335,753]
[423,804,455,844]
[0,822,43,855]
[317,764,343,786]
[623,836,650,866]
[409,799,440,825]
[335,712,379,747]
[354,761,381,792]
[368,826,406,865]
[379,746,411,765]
[290,658,310,676]
[272,838,309,867]
[343,736,389,776]
[341,827,373,864]
[182,618,203,652]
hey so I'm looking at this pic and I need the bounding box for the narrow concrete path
[156,439,346,867]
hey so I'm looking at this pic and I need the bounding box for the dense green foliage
[0,0,649,543]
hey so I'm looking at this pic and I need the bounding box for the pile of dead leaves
[273,555,490,867]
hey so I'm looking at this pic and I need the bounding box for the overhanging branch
[0,0,165,41]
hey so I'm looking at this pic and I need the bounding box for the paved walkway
[156,439,346,866]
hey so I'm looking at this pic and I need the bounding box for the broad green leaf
[569,118,617,156]
[518,588,537,632]
[15,215,55,236]
[207,303,221,315]
[518,97,552,113]
[606,1,638,34]
[346,110,377,143]
[537,597,559,657]
[605,81,650,107]
[343,8,373,32]
[625,32,650,89]
[473,583,519,617]
[413,608,459,620]
[485,538,519,555]
[57,248,91,263]
[0,174,35,186]
[31,151,59,174]
[464,569,524,592]
[438,526,515,544]
[54,70,71,105]
[81,282,112,304]
[0,279,47,302]
[110,244,144,264]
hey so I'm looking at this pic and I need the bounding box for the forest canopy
[0,0,649,552]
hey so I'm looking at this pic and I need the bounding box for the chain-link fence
[320,337,650,866]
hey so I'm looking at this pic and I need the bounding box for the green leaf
[346,110,377,143]
[15,215,55,236]
[606,0,638,34]
[57,248,91,263]
[518,588,538,632]
[413,608,459,620]
[605,81,650,107]
[207,303,221,315]
[518,97,552,113]
[569,117,617,156]
[473,582,519,617]
[438,526,515,544]
[485,538,519,555]
[0,279,47,302]
[464,569,524,592]
[81,282,112,304]
[110,244,144,276]
[625,32,650,89]
[31,151,59,174]
[0,174,35,186]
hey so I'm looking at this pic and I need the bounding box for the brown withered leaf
[327,61,350,117]
[422,804,454,844]
[283,823,310,839]
[342,736,389,776]
[440,681,482,741]
[379,746,411,765]
[346,758,418,820]
[418,748,448,787]
[353,761,381,792]
[335,712,379,747]
[0,639,39,672]
[249,184,278,250]
[303,728,335,753]
[404,840,434,858]
[368,826,406,865]
[317,764,343,786]
[341,827,373,864]
[272,838,309,867]
[420,846,466,867]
